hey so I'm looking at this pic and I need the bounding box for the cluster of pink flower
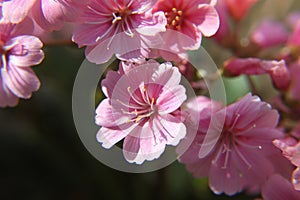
[2,0,300,199]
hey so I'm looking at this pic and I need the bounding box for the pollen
[165,8,184,31]
[135,116,142,123]
[151,98,155,105]
[172,20,176,26]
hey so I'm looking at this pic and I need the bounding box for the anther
[172,20,176,26]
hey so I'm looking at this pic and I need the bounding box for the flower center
[117,84,158,124]
[111,8,135,37]
[165,7,184,30]
[212,113,262,170]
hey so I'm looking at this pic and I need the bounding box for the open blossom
[1,0,89,31]
[0,20,44,107]
[72,0,167,64]
[223,58,291,90]
[95,60,187,164]
[178,94,283,195]
[152,0,219,53]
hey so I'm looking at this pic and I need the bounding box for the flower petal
[0,75,18,107]
[2,0,35,24]
[95,99,130,127]
[9,36,44,67]
[262,174,300,200]
[157,85,186,114]
[123,134,141,163]
[96,127,128,148]
[194,4,220,37]
[2,66,40,99]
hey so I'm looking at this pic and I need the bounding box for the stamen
[95,23,115,42]
[235,123,257,135]
[177,10,183,16]
[127,0,134,8]
[176,25,181,30]
[113,0,121,10]
[212,146,223,165]
[87,6,112,16]
[171,20,176,26]
[236,139,262,150]
[135,111,154,123]
[116,99,142,110]
[112,12,122,24]
[172,7,177,12]
[121,108,149,116]
[222,144,231,169]
[2,54,7,72]
[123,18,135,37]
[86,17,112,25]
[234,144,252,169]
[175,16,180,21]
[106,24,120,50]
[150,98,155,109]
[127,87,147,106]
[139,83,150,104]
[228,113,240,132]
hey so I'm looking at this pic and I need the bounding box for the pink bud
[224,58,291,90]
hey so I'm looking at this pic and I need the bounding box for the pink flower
[262,174,300,200]
[224,58,291,90]
[224,0,258,20]
[0,20,44,107]
[72,0,167,64]
[152,0,219,51]
[178,94,283,195]
[250,20,289,49]
[95,60,187,164]
[2,0,89,31]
